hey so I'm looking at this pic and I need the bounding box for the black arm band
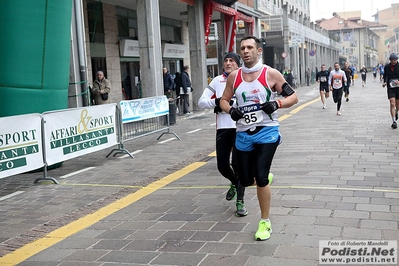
[281,82,295,97]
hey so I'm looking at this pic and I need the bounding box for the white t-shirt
[328,69,347,89]
[198,74,236,130]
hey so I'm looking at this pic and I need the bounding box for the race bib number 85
[238,103,264,125]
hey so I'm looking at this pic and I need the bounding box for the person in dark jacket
[174,72,182,112]
[284,69,293,87]
[342,62,352,102]
[180,65,192,114]
[163,67,174,98]
[382,53,399,129]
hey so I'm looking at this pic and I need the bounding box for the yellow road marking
[290,98,319,114]
[0,97,325,265]
[0,162,206,266]
[279,98,319,121]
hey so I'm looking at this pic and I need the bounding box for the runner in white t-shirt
[198,52,248,217]
[328,62,347,116]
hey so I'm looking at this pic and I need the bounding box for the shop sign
[163,43,188,59]
[120,39,139,57]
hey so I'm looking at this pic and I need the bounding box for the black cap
[224,52,241,66]
[389,53,398,60]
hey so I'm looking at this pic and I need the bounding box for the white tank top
[233,65,279,132]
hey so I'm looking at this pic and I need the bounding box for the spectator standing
[285,69,294,88]
[180,65,192,115]
[91,70,111,105]
[122,74,132,100]
[198,52,248,217]
[282,67,289,76]
[174,72,182,113]
[306,68,311,86]
[163,67,174,98]
[382,53,399,129]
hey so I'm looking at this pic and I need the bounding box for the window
[87,1,105,43]
[117,7,138,39]
[92,58,107,82]
[160,17,182,44]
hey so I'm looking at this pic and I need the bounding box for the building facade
[256,0,339,85]
[373,3,399,63]
[317,14,383,70]
[70,0,263,111]
[68,0,341,111]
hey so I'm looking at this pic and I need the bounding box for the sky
[309,0,399,22]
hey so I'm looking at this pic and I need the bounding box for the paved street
[0,73,398,265]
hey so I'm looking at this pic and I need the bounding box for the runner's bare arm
[268,68,298,108]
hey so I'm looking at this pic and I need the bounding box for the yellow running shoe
[255,220,272,241]
[268,173,274,185]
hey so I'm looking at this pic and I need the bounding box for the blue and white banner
[119,96,169,124]
[0,114,43,179]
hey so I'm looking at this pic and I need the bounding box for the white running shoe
[323,104,327,109]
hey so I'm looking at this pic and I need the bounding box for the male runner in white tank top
[220,36,298,241]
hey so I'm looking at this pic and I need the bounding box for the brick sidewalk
[1,74,398,265]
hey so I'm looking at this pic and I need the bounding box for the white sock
[261,218,270,223]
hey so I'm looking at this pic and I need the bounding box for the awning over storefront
[176,0,194,6]
[204,0,254,52]
[213,0,238,6]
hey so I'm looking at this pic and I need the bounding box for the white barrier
[43,104,117,165]
[106,96,180,158]
[0,99,176,184]
[0,114,44,179]
[120,95,169,123]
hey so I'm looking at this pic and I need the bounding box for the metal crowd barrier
[0,96,179,184]
[106,96,180,159]
[0,104,118,184]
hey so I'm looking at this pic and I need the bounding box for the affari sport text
[0,130,37,147]
[48,109,115,154]
[49,110,114,141]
